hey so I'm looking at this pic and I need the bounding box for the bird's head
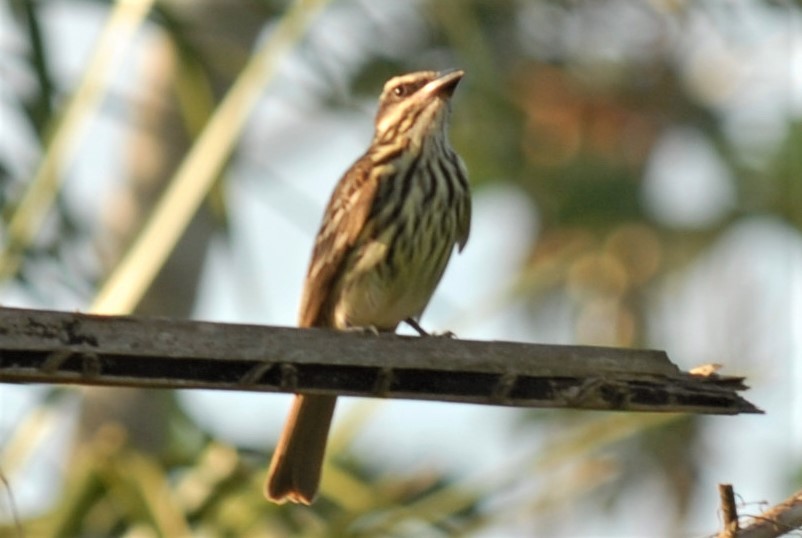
[373,70,464,148]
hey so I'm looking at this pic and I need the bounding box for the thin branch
[735,489,802,538]
[0,307,760,414]
[719,483,739,537]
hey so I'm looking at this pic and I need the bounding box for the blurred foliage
[1,0,800,536]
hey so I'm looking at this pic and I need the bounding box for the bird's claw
[403,318,457,338]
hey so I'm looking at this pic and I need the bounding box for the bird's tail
[265,394,337,504]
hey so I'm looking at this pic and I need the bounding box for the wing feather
[298,156,378,328]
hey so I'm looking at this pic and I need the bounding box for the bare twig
[719,483,740,537]
[712,485,802,538]
[0,307,761,414]
[735,489,802,538]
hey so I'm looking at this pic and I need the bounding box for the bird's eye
[390,79,428,99]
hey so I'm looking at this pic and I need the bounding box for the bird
[265,69,471,504]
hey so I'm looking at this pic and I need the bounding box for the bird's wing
[455,157,471,252]
[298,156,378,328]
[457,186,471,252]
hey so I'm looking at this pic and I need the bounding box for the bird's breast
[332,153,467,330]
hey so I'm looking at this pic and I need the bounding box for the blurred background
[1,0,800,536]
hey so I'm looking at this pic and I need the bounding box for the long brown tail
[265,394,337,504]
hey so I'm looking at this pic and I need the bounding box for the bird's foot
[404,318,456,338]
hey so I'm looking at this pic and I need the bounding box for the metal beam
[0,307,761,414]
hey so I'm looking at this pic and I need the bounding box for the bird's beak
[423,69,464,99]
